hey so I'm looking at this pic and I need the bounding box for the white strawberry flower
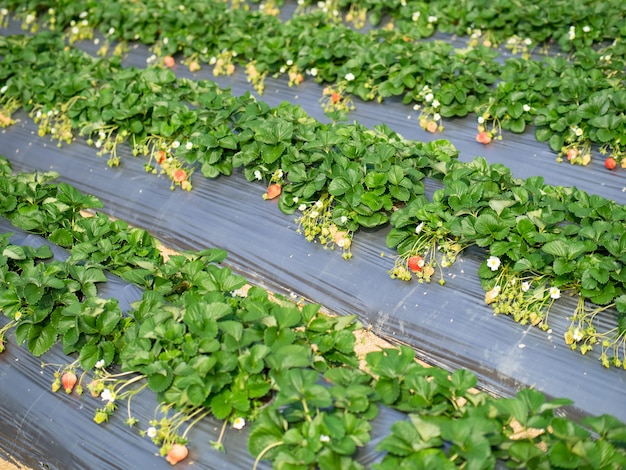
[549,287,561,299]
[486,256,501,271]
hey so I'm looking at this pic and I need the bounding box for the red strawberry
[163,56,175,68]
[407,255,424,273]
[605,157,617,170]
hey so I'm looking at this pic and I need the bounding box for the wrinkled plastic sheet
[1,14,626,469]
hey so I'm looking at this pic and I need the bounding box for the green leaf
[409,415,442,443]
[389,185,411,202]
[49,228,74,247]
[219,320,243,342]
[589,114,619,129]
[375,378,400,406]
[144,361,173,393]
[329,177,352,196]
[62,327,79,349]
[273,305,302,329]
[119,268,154,288]
[186,383,208,407]
[23,283,43,304]
[553,258,576,275]
[79,343,99,370]
[365,172,388,189]
[488,199,516,216]
[96,305,121,335]
[361,192,384,211]
[366,345,415,378]
[142,67,176,84]
[239,344,270,374]
[3,245,25,260]
[596,128,614,143]
[535,127,552,142]
[255,119,294,145]
[510,118,526,133]
[266,344,312,370]
[549,441,581,468]
[14,323,30,347]
[548,134,564,152]
[450,369,477,393]
[274,367,318,403]
[248,408,286,458]
[73,266,108,284]
[582,414,626,443]
[0,290,21,316]
[357,212,388,229]
[493,397,529,425]
[210,391,233,419]
[184,303,220,337]
[264,326,296,349]
[28,322,58,356]
[387,166,405,186]
[507,441,547,466]
[474,213,510,244]
[99,340,116,366]
[541,240,570,258]
[260,143,285,164]
[588,283,616,306]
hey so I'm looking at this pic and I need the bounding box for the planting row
[1,1,626,166]
[0,31,625,367]
[5,0,626,54]
[2,156,626,468]
[388,157,626,367]
[267,0,626,52]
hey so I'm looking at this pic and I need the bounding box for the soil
[0,457,30,470]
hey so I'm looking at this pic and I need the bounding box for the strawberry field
[1,1,626,469]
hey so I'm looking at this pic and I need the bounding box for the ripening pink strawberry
[266,183,282,200]
[567,148,578,161]
[166,444,188,465]
[156,150,167,164]
[173,169,187,182]
[476,131,492,144]
[426,121,438,133]
[62,371,77,394]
